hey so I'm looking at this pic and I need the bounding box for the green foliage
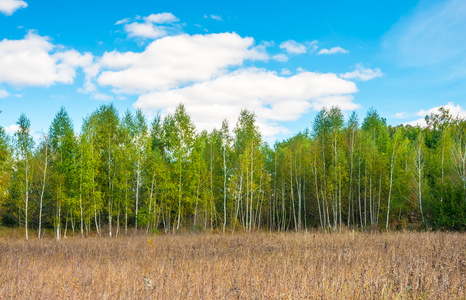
[1,104,466,234]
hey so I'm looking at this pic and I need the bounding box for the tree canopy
[1,104,465,238]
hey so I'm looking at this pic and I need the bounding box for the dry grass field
[0,230,465,299]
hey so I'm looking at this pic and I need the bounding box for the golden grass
[0,231,465,299]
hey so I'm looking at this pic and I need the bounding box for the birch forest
[1,103,465,239]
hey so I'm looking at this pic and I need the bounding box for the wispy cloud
[0,0,27,16]
[394,112,408,119]
[318,47,348,55]
[273,54,288,62]
[340,64,383,81]
[92,93,114,101]
[115,18,130,25]
[144,13,179,24]
[383,0,466,71]
[204,14,222,21]
[279,40,307,55]
[280,68,291,76]
[0,89,9,98]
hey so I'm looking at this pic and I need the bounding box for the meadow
[0,230,465,299]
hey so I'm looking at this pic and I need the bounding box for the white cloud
[124,22,168,39]
[405,102,466,126]
[318,47,349,55]
[273,54,288,62]
[404,119,426,127]
[92,93,114,101]
[0,89,9,98]
[417,102,466,119]
[340,64,383,81]
[208,14,223,21]
[394,112,408,119]
[0,0,27,16]
[4,124,19,134]
[134,68,358,137]
[0,32,91,87]
[119,13,181,39]
[0,32,101,97]
[143,13,178,24]
[115,18,130,25]
[306,40,319,52]
[204,14,222,21]
[280,68,291,76]
[279,40,307,54]
[98,32,267,92]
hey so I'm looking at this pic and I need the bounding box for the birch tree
[14,114,34,239]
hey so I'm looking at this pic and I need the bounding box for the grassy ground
[0,230,465,299]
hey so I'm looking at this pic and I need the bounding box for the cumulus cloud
[405,102,466,126]
[0,0,27,16]
[124,22,168,39]
[0,31,102,99]
[134,68,358,136]
[318,47,349,55]
[3,124,19,134]
[0,89,9,98]
[98,32,267,92]
[340,64,383,81]
[120,13,181,39]
[0,32,93,87]
[279,40,307,55]
[417,102,466,119]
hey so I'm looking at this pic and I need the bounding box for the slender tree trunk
[290,156,297,231]
[369,170,373,225]
[135,159,140,230]
[386,142,397,231]
[39,142,48,239]
[210,143,214,231]
[223,145,227,233]
[347,129,355,228]
[147,170,156,233]
[125,179,128,235]
[313,159,324,230]
[416,144,425,225]
[194,166,200,226]
[176,160,182,230]
[25,157,29,240]
[79,145,84,238]
[377,175,381,225]
[358,150,362,228]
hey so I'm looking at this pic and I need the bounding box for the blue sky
[1,0,465,142]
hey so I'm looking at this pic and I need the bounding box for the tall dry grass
[0,231,465,299]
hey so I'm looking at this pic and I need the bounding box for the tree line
[0,104,465,239]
